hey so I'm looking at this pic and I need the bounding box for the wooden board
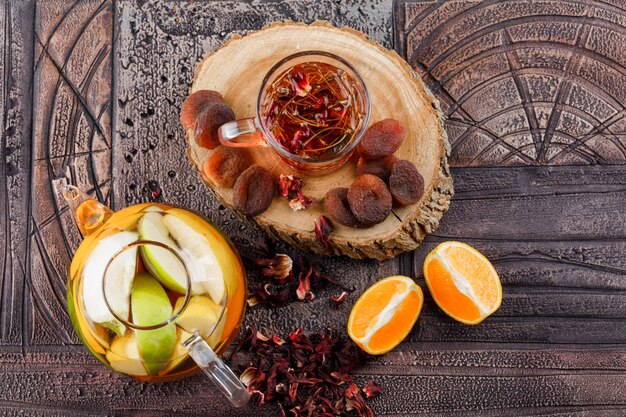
[187,21,453,260]
[2,0,626,416]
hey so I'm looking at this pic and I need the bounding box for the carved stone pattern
[398,0,626,166]
[1,0,626,416]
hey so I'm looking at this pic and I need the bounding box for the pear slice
[106,331,148,376]
[131,272,177,375]
[161,214,225,303]
[82,231,138,336]
[173,295,225,348]
[137,212,187,294]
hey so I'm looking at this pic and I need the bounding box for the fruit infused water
[67,203,246,382]
[261,61,368,159]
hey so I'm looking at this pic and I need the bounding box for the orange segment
[347,276,423,355]
[424,241,502,325]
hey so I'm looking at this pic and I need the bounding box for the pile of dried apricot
[324,118,425,228]
[181,90,235,149]
[182,90,278,217]
[182,92,425,226]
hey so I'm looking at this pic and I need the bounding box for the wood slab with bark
[186,21,453,260]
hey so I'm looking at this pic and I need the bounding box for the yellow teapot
[64,184,250,407]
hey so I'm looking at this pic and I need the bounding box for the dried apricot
[347,175,392,227]
[356,155,398,182]
[357,118,405,160]
[323,188,360,228]
[194,103,236,149]
[180,90,224,129]
[202,146,252,188]
[233,165,276,216]
[389,160,424,205]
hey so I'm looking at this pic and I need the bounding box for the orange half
[424,241,502,325]
[347,276,423,355]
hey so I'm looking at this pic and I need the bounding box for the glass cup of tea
[218,51,371,173]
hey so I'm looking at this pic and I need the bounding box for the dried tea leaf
[230,327,379,416]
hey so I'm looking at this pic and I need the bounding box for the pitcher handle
[183,332,250,407]
[218,118,268,148]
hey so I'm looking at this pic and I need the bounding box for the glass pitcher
[63,184,250,407]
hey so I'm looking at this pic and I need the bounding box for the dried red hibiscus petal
[229,327,378,417]
[254,254,294,283]
[345,383,374,417]
[247,283,291,308]
[246,237,349,308]
[314,215,333,252]
[363,381,382,399]
[289,191,315,211]
[296,269,314,301]
[330,291,348,306]
[279,174,304,197]
[279,174,315,211]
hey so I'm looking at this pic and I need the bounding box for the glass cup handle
[183,332,250,407]
[218,118,268,147]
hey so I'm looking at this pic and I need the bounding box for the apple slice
[161,214,225,303]
[82,231,138,336]
[106,331,148,376]
[137,212,187,294]
[158,328,193,376]
[131,272,177,375]
[173,295,225,348]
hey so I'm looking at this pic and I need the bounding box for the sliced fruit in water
[158,328,193,376]
[173,295,224,348]
[131,272,177,375]
[161,214,225,303]
[347,275,423,355]
[138,211,188,294]
[82,230,138,336]
[423,241,502,325]
[165,208,240,304]
[106,331,148,376]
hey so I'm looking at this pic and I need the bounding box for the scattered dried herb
[330,291,348,306]
[363,381,382,399]
[314,214,333,252]
[230,326,381,416]
[296,268,314,301]
[246,238,350,308]
[279,174,315,211]
[254,254,294,283]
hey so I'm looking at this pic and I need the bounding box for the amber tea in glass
[219,51,370,173]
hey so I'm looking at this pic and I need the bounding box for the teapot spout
[62,184,113,237]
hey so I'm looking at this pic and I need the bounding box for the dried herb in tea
[262,62,367,159]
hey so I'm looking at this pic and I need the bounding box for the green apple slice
[82,231,138,336]
[131,272,177,375]
[106,331,148,376]
[158,328,192,376]
[161,214,225,303]
[137,212,187,294]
